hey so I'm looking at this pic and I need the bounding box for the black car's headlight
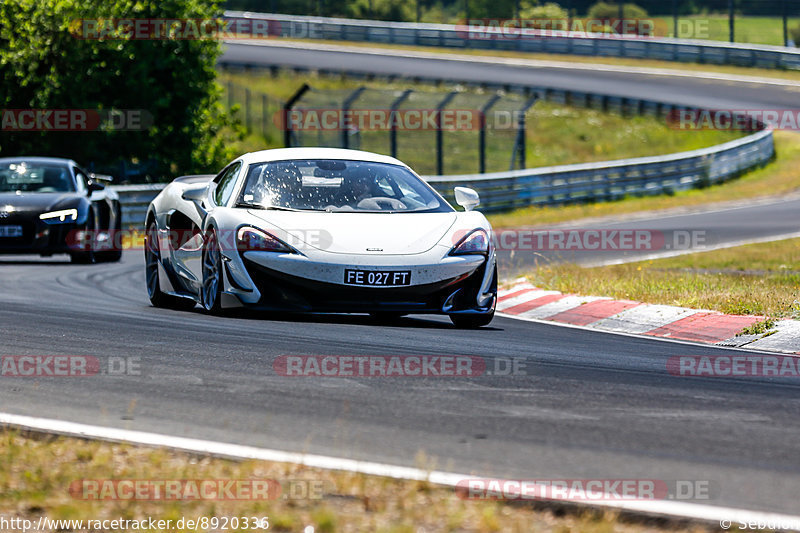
[449,229,490,256]
[237,226,296,254]
[39,209,78,224]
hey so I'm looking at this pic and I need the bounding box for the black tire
[69,211,96,264]
[449,264,497,329]
[96,205,123,263]
[145,221,196,311]
[201,228,224,314]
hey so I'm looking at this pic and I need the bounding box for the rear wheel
[145,221,196,310]
[201,228,224,314]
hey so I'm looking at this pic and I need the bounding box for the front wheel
[96,205,123,263]
[449,264,497,329]
[69,211,96,264]
[201,228,224,314]
[145,221,196,311]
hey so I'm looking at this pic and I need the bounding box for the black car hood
[0,192,83,213]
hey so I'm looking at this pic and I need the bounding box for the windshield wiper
[236,202,302,212]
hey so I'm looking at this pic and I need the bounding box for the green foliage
[0,0,240,181]
[587,2,648,19]
[519,2,569,21]
[344,0,415,22]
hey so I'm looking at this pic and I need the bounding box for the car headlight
[237,226,295,254]
[39,209,78,223]
[449,229,490,256]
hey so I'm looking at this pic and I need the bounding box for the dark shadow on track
[139,303,504,330]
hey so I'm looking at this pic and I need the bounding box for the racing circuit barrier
[224,11,800,70]
[426,128,773,212]
[112,126,773,223]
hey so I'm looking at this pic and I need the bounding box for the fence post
[283,83,311,148]
[479,94,502,174]
[784,0,789,47]
[261,93,269,138]
[435,91,459,175]
[245,88,252,133]
[342,86,366,149]
[729,0,734,43]
[509,95,538,171]
[390,89,413,158]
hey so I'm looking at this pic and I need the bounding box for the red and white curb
[498,282,800,354]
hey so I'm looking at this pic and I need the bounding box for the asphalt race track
[221,41,800,110]
[1,251,800,516]
[497,194,800,273]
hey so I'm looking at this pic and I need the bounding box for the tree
[0,0,238,181]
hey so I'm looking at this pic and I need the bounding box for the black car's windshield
[0,162,75,193]
[237,159,452,213]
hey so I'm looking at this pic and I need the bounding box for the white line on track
[225,39,800,88]
[1,412,799,529]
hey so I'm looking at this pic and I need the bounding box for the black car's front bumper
[0,213,79,255]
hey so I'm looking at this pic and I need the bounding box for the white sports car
[144,148,497,328]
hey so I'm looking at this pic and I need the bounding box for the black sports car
[0,157,122,263]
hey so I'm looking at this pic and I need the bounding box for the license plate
[344,269,411,287]
[0,225,22,238]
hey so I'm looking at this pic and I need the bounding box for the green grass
[218,69,742,176]
[0,429,708,533]
[408,10,800,47]
[487,130,800,228]
[651,15,800,46]
[521,237,800,318]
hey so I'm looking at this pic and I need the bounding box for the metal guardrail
[225,11,800,69]
[113,127,773,223]
[428,129,773,212]
[113,184,168,230]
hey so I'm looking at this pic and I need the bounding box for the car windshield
[237,159,452,213]
[0,162,75,193]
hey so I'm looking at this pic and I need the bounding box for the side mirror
[182,185,208,202]
[454,187,480,212]
[86,179,105,194]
